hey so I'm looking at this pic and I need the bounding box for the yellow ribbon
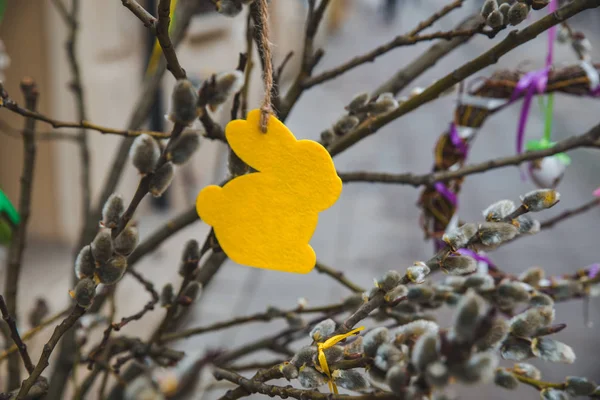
[146,0,178,77]
[317,326,364,394]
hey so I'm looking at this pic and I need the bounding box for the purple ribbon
[593,187,600,198]
[457,248,495,267]
[511,0,557,155]
[448,122,469,155]
[434,182,457,206]
[588,264,600,279]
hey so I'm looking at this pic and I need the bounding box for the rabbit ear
[226,109,296,172]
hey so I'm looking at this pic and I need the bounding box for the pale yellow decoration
[196,109,342,273]
[317,326,365,394]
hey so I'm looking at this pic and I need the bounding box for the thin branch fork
[339,123,600,186]
[327,0,600,157]
[0,295,34,374]
[540,198,600,229]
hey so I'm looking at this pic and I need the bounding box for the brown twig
[156,0,186,79]
[213,368,398,400]
[0,101,169,139]
[339,123,600,185]
[314,261,365,293]
[279,0,330,121]
[0,307,70,364]
[231,53,249,120]
[121,0,157,30]
[328,0,600,156]
[160,302,345,343]
[15,305,87,399]
[3,79,38,390]
[0,295,34,374]
[304,25,496,89]
[540,198,600,229]
[407,0,466,36]
[373,13,483,97]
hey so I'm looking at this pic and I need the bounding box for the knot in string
[316,326,364,394]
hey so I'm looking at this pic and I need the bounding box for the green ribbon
[0,0,6,27]
[529,93,571,165]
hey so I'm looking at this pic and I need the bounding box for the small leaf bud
[530,292,554,307]
[114,226,139,256]
[374,343,403,371]
[345,92,370,112]
[279,362,299,380]
[453,290,484,343]
[486,10,504,29]
[298,366,327,388]
[455,351,498,384]
[411,332,440,372]
[344,336,363,356]
[309,318,336,342]
[520,189,560,212]
[425,361,450,388]
[386,364,409,393]
[101,194,124,229]
[95,255,127,285]
[483,200,515,222]
[508,2,530,26]
[180,282,201,304]
[519,267,544,286]
[208,71,244,109]
[407,261,430,284]
[332,115,359,136]
[531,338,575,364]
[477,222,519,247]
[443,223,478,250]
[149,162,174,197]
[91,230,113,265]
[510,306,554,337]
[75,246,95,279]
[167,132,200,165]
[170,79,199,126]
[476,317,509,350]
[393,320,439,345]
[565,376,597,396]
[513,362,541,380]
[407,286,434,303]
[70,278,96,308]
[375,270,403,292]
[464,274,495,290]
[494,368,519,390]
[498,281,531,303]
[130,134,160,174]
[499,2,510,19]
[516,214,540,234]
[363,327,390,357]
[332,369,369,391]
[291,346,317,368]
[541,388,570,400]
[440,255,477,275]
[481,0,498,18]
[160,283,174,307]
[384,284,408,303]
[500,336,534,361]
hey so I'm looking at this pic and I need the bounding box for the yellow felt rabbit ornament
[196,109,342,274]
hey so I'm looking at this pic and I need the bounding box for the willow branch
[3,79,38,390]
[540,198,600,229]
[121,0,157,30]
[16,305,87,399]
[407,0,466,36]
[314,261,365,293]
[339,123,600,185]
[328,0,600,156]
[0,295,34,374]
[160,303,345,343]
[156,0,186,79]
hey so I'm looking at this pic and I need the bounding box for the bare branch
[121,0,157,30]
[156,0,186,79]
[540,198,600,229]
[0,295,34,374]
[315,261,365,293]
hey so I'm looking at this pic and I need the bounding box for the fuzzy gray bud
[333,115,359,136]
[494,368,519,390]
[384,284,408,303]
[476,317,509,350]
[520,189,560,212]
[298,366,326,388]
[374,343,403,371]
[70,278,96,308]
[499,2,510,19]
[483,200,515,222]
[477,222,519,247]
[455,351,498,384]
[508,2,530,26]
[519,267,544,286]
[426,361,450,388]
[440,255,477,275]
[565,376,597,396]
[332,369,369,391]
[411,332,440,372]
[375,270,403,292]
[209,71,244,108]
[393,320,439,345]
[513,362,541,380]
[346,92,370,112]
[407,286,434,303]
[344,336,363,356]
[363,327,390,357]
[291,346,317,368]
[386,365,409,393]
[500,336,534,361]
[510,306,554,337]
[114,226,139,256]
[149,162,174,197]
[95,255,127,285]
[130,134,160,174]
[443,223,477,250]
[279,362,299,380]
[75,246,95,279]
[498,281,531,303]
[407,261,430,284]
[517,214,540,234]
[160,283,174,307]
[481,0,498,18]
[486,10,504,29]
[369,93,398,114]
[320,129,334,146]
[531,338,575,364]
[530,293,554,307]
[181,282,201,303]
[167,132,200,165]
[102,194,124,229]
[91,230,113,265]
[453,290,484,342]
[170,80,199,126]
[310,318,336,341]
[464,274,495,290]
[541,389,570,400]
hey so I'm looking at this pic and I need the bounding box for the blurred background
[0,1,599,399]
